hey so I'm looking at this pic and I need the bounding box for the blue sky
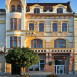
[0,0,77,13]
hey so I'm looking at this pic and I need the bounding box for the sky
[0,0,77,13]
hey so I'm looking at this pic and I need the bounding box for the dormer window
[57,8,63,14]
[17,5,21,12]
[11,5,15,12]
[34,8,40,14]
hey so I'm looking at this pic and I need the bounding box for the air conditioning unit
[0,47,4,52]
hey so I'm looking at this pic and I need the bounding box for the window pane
[53,23,57,32]
[10,37,12,48]
[34,8,40,13]
[29,23,34,30]
[14,23,17,30]
[14,41,17,47]
[62,23,67,32]
[57,8,63,14]
[18,23,21,30]
[17,5,21,12]
[12,5,15,12]
[54,39,66,48]
[39,23,44,32]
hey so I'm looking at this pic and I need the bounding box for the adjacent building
[0,0,77,75]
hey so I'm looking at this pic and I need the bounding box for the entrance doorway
[12,65,20,75]
[55,59,66,74]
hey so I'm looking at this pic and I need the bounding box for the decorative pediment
[53,4,67,9]
[30,4,44,9]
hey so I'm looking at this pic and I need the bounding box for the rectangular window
[10,36,21,48]
[53,23,57,32]
[29,23,34,30]
[39,23,44,32]
[10,19,21,30]
[62,23,67,32]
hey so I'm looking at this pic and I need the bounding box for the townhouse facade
[0,0,77,75]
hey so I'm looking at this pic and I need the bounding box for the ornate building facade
[0,0,77,75]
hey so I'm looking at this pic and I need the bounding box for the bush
[47,74,59,77]
[21,74,31,77]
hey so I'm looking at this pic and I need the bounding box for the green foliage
[5,47,40,68]
[48,61,54,66]
[47,74,59,77]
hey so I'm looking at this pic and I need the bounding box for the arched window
[31,39,42,48]
[17,5,21,12]
[54,39,66,48]
[34,8,40,14]
[11,5,15,12]
[29,23,34,30]
[52,22,58,32]
[57,8,63,14]
[62,22,67,32]
[39,22,44,32]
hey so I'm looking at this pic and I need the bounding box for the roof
[26,1,72,12]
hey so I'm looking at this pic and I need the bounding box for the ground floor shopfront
[28,53,73,74]
[0,52,74,75]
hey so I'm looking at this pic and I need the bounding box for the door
[55,59,66,74]
[55,65,65,74]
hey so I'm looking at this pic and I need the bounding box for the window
[11,5,15,12]
[31,39,42,48]
[57,8,63,14]
[29,60,45,71]
[34,8,40,14]
[29,23,34,30]
[52,22,58,32]
[62,23,67,32]
[39,23,44,32]
[54,39,66,48]
[10,36,21,48]
[17,5,21,12]
[10,18,21,30]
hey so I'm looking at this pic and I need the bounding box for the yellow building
[0,0,77,75]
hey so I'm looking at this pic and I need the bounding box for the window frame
[34,8,40,14]
[10,36,21,48]
[54,39,66,48]
[10,18,21,30]
[57,8,63,14]
[17,5,21,12]
[29,22,35,30]
[11,5,15,12]
[31,39,42,48]
[39,22,44,32]
[52,22,58,32]
[62,22,68,32]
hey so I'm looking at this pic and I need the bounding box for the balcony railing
[31,48,73,53]
[0,47,4,52]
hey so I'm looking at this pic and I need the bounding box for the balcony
[25,30,35,35]
[0,47,4,52]
[31,48,73,53]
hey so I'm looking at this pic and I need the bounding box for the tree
[5,47,40,75]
